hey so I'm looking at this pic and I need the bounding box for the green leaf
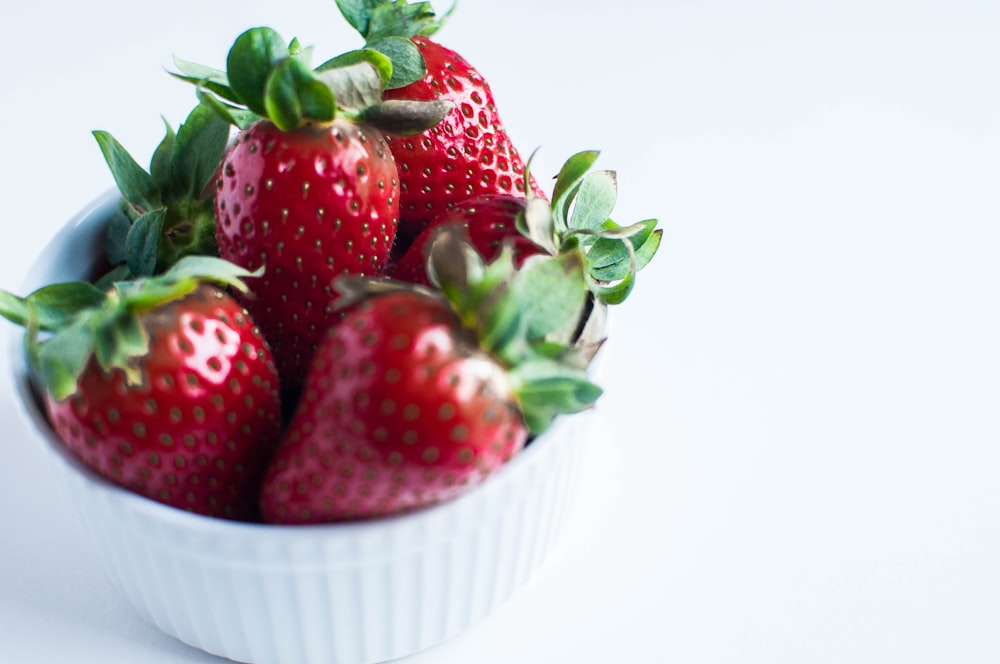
[93,130,159,211]
[34,317,98,401]
[367,1,437,42]
[512,359,603,434]
[367,36,426,88]
[160,255,261,294]
[92,309,148,382]
[149,117,177,194]
[92,263,133,292]
[170,57,237,102]
[634,228,663,272]
[264,58,337,130]
[570,169,617,235]
[587,218,658,281]
[226,27,291,116]
[514,251,588,341]
[126,209,166,277]
[551,150,599,232]
[195,89,261,129]
[172,102,231,198]
[334,0,374,36]
[592,270,635,305]
[313,60,385,114]
[315,48,394,88]
[105,207,132,266]
[0,281,104,330]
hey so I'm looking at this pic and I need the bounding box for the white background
[2,1,999,662]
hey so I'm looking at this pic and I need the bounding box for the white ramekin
[7,190,600,664]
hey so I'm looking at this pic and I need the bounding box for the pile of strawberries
[1,0,660,524]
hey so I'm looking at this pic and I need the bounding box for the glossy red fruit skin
[259,290,528,524]
[391,195,545,287]
[383,36,541,244]
[43,284,281,521]
[215,118,400,390]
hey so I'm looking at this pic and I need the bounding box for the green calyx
[93,101,229,284]
[172,26,450,134]
[518,150,663,306]
[0,256,260,402]
[422,227,603,435]
[333,0,455,88]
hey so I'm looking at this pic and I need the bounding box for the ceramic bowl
[6,190,601,664]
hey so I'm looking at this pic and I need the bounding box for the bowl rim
[6,189,591,543]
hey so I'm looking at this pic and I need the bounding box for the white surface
[1,1,998,662]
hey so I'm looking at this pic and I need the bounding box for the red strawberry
[398,151,664,312]
[390,194,544,286]
[175,27,450,391]
[215,118,399,389]
[259,289,527,522]
[0,257,281,520]
[334,1,543,244]
[259,228,602,523]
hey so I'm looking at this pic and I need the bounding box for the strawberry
[393,151,663,321]
[173,27,450,391]
[390,194,545,286]
[333,0,543,245]
[0,257,282,520]
[259,228,603,523]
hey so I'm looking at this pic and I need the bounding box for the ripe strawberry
[334,0,543,244]
[215,117,399,390]
[259,228,602,523]
[390,194,544,286]
[0,257,281,520]
[174,27,450,392]
[394,151,663,307]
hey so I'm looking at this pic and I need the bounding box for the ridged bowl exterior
[7,191,598,664]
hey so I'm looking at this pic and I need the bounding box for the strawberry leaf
[313,60,385,114]
[149,117,177,194]
[33,317,98,402]
[591,270,635,305]
[0,282,105,330]
[510,359,603,434]
[126,209,165,278]
[335,0,375,35]
[93,130,159,213]
[156,255,261,295]
[336,0,440,41]
[105,207,132,266]
[196,89,261,129]
[227,27,291,116]
[570,169,618,236]
[171,102,231,199]
[367,36,426,88]
[551,150,599,232]
[586,219,659,281]
[514,251,589,341]
[93,264,132,292]
[171,57,238,103]
[93,309,147,383]
[315,48,394,88]
[367,1,437,42]
[634,228,663,272]
[264,58,336,130]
